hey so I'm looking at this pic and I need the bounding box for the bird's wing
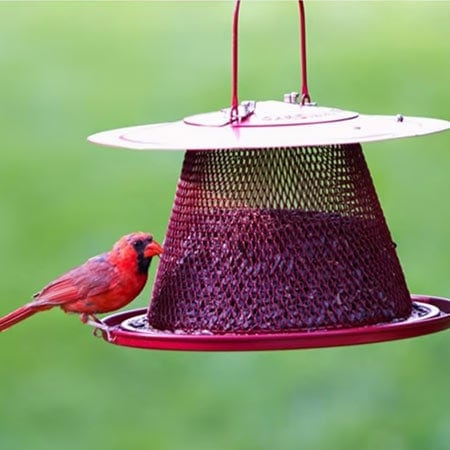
[32,255,118,307]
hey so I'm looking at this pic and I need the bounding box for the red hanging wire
[297,0,311,104]
[230,0,241,120]
[230,0,311,122]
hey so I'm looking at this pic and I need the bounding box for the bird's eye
[133,239,143,249]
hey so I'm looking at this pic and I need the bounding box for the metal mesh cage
[148,144,412,333]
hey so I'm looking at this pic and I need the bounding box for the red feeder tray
[98,296,450,351]
[88,0,450,350]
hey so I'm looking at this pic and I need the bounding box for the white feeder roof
[88,101,449,151]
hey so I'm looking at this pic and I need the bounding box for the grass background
[0,1,449,449]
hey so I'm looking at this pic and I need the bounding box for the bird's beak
[144,240,163,258]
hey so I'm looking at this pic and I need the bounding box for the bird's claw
[81,315,114,342]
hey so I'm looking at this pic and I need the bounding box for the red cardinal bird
[0,232,163,332]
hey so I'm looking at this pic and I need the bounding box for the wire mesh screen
[148,144,411,333]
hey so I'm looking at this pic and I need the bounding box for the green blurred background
[0,1,449,449]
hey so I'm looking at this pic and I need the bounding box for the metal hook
[230,0,312,123]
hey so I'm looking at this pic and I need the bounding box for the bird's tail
[0,303,44,332]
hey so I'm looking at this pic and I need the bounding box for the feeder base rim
[97,295,450,351]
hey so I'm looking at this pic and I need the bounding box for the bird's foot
[80,314,113,341]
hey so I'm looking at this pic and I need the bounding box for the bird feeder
[88,0,450,351]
